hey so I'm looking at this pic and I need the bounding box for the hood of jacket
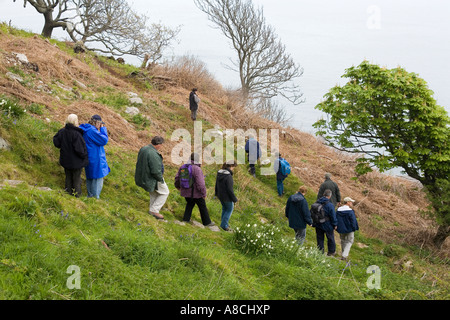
[217,168,232,182]
[65,123,84,134]
[317,196,331,205]
[79,123,92,132]
[217,168,232,176]
[291,192,306,203]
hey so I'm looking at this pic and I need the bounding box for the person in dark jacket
[189,88,200,120]
[285,185,313,245]
[175,153,214,227]
[79,115,110,199]
[337,197,359,260]
[313,189,338,256]
[317,173,341,206]
[53,114,89,197]
[135,136,169,220]
[245,135,261,177]
[215,160,238,232]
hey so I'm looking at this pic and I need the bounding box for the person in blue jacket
[313,189,338,256]
[79,115,110,199]
[274,152,288,196]
[285,185,313,245]
[336,197,359,260]
[245,135,261,177]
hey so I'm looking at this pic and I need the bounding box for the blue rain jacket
[79,123,110,179]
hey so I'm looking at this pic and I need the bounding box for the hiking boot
[222,226,233,232]
[150,211,164,220]
[327,252,336,257]
[204,222,216,227]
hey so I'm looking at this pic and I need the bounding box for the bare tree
[13,0,73,38]
[194,0,304,105]
[139,23,181,69]
[66,0,180,66]
[13,0,180,67]
[66,0,145,55]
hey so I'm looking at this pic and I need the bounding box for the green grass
[0,94,448,300]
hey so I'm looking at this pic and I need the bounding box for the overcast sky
[1,0,449,132]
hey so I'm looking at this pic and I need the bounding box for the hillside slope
[0,26,448,300]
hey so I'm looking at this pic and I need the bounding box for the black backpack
[310,202,329,224]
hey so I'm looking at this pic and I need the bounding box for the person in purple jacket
[175,153,215,227]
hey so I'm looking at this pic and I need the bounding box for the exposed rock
[12,52,29,64]
[0,180,52,191]
[129,97,143,105]
[74,80,87,90]
[6,72,24,84]
[125,107,140,116]
[206,224,220,232]
[191,221,205,228]
[0,137,11,150]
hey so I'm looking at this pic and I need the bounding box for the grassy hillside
[0,25,448,300]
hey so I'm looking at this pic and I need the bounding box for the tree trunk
[432,224,450,249]
[41,11,54,38]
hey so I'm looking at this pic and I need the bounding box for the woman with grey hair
[53,114,89,197]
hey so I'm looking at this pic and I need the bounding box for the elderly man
[135,136,169,220]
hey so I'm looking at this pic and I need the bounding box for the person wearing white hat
[336,197,359,260]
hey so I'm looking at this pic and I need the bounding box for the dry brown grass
[0,32,448,255]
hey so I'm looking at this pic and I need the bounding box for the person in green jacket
[135,136,169,220]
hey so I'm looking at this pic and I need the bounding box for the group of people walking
[285,173,359,261]
[134,135,238,232]
[54,112,359,260]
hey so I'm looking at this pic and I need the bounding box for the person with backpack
[274,152,291,196]
[285,185,313,245]
[189,88,200,121]
[79,115,110,199]
[135,136,169,220]
[215,160,238,232]
[317,173,341,207]
[311,189,338,256]
[245,135,261,177]
[175,153,215,227]
[53,114,89,197]
[337,197,359,261]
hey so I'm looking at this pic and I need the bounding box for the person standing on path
[317,173,341,207]
[175,153,215,227]
[135,136,170,220]
[79,115,110,199]
[245,135,261,177]
[53,114,89,197]
[336,197,359,261]
[189,88,200,121]
[313,189,338,256]
[274,152,289,196]
[285,185,313,245]
[215,161,238,232]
